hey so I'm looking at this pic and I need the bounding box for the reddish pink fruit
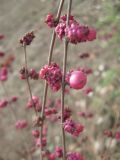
[45,13,57,28]
[114,132,120,139]
[69,71,87,89]
[32,129,40,138]
[20,31,35,46]
[15,120,28,129]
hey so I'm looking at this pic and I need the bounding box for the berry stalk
[39,0,65,160]
[61,0,72,159]
[23,45,37,116]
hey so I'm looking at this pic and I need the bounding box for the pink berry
[32,129,40,138]
[69,71,87,89]
[114,132,120,139]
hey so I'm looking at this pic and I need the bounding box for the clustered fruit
[39,64,88,92]
[64,119,84,137]
[0,1,119,159]
[104,130,120,139]
[0,66,8,81]
[20,31,35,46]
[39,63,62,92]
[17,11,97,160]
[19,67,39,80]
[45,14,96,44]
[27,96,41,112]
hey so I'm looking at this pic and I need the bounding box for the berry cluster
[104,130,120,139]
[64,119,84,137]
[45,14,96,44]
[39,63,62,92]
[63,107,72,121]
[35,137,47,148]
[15,120,28,129]
[67,152,85,160]
[20,31,35,46]
[32,127,47,149]
[27,96,41,112]
[45,13,58,28]
[19,67,39,80]
[45,107,57,118]
[0,96,18,109]
[17,2,98,160]
[0,66,8,81]
[43,146,63,159]
[32,129,40,138]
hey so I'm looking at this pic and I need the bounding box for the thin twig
[23,45,37,116]
[61,0,72,160]
[39,0,65,160]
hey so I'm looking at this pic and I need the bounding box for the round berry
[69,71,87,89]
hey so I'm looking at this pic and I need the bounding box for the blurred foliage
[96,0,120,27]
[100,69,118,87]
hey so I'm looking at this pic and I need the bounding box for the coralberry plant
[19,0,96,160]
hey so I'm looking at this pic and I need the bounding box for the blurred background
[0,0,120,159]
